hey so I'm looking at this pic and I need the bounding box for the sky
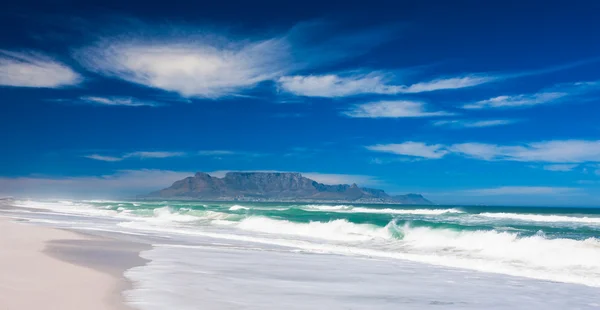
[2,0,600,206]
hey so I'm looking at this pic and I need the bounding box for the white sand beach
[0,214,147,310]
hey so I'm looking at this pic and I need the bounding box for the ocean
[6,200,600,309]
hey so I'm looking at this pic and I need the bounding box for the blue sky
[2,0,600,205]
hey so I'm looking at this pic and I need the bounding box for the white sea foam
[123,243,600,310]
[396,225,600,270]
[150,207,200,223]
[229,205,250,211]
[119,220,600,287]
[303,205,463,215]
[479,212,600,224]
[13,200,118,217]
[232,217,392,242]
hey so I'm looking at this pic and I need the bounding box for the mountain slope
[144,172,432,204]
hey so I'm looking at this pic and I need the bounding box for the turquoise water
[93,200,600,240]
[13,199,600,287]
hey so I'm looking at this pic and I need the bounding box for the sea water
[6,200,600,309]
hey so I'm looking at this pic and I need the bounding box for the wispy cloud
[76,38,289,98]
[463,81,599,109]
[451,140,600,163]
[0,50,80,88]
[462,186,581,196]
[84,154,123,162]
[124,151,185,159]
[276,59,598,98]
[197,150,237,156]
[366,142,448,159]
[73,22,396,98]
[432,119,517,128]
[84,151,185,161]
[541,164,579,172]
[81,96,161,107]
[343,100,453,118]
[464,92,567,109]
[400,75,494,93]
[196,150,266,158]
[277,72,494,98]
[85,150,267,161]
[367,140,600,163]
[277,73,396,97]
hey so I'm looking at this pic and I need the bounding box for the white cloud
[75,35,291,98]
[367,140,600,163]
[84,154,123,162]
[81,96,160,107]
[464,92,567,109]
[462,186,581,196]
[0,170,193,198]
[277,73,494,98]
[124,151,185,159]
[541,164,578,172]
[463,81,600,110]
[277,73,397,97]
[448,143,502,161]
[452,140,600,163]
[343,100,453,118]
[366,142,448,159]
[432,119,516,128]
[84,151,185,161]
[197,150,237,156]
[400,75,494,93]
[0,50,81,88]
[73,22,397,99]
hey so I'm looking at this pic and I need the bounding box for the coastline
[0,207,149,310]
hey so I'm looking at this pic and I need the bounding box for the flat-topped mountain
[144,172,432,204]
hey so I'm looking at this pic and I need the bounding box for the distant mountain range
[143,172,432,204]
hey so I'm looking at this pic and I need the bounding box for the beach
[2,199,600,309]
[0,204,148,310]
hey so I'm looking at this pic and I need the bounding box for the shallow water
[5,200,600,309]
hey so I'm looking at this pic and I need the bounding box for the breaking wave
[302,205,463,215]
[479,212,600,224]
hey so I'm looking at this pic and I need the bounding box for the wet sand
[0,212,149,310]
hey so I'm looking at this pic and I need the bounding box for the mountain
[143,172,432,204]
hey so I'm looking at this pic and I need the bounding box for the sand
[0,216,148,310]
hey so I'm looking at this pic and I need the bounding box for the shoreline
[0,211,149,310]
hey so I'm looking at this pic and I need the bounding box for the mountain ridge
[143,172,432,204]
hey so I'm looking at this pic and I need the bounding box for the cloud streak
[84,151,185,161]
[432,119,518,128]
[366,142,448,159]
[278,72,494,98]
[367,140,600,163]
[0,50,81,88]
[541,164,579,172]
[464,81,600,109]
[343,100,453,118]
[81,96,161,107]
